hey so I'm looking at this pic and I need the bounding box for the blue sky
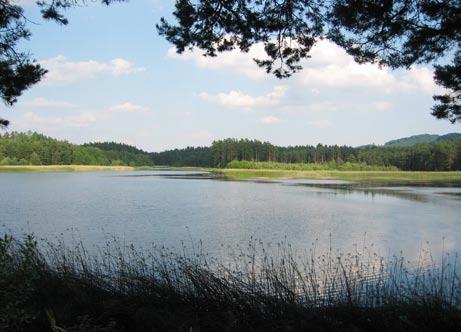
[3,0,459,151]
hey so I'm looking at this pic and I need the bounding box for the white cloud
[280,100,393,114]
[399,67,439,93]
[68,112,98,127]
[373,101,393,111]
[178,111,192,117]
[308,119,333,129]
[17,101,149,132]
[199,85,288,110]
[300,62,396,89]
[169,39,438,94]
[108,102,150,113]
[199,91,254,109]
[167,43,268,79]
[299,42,439,94]
[189,131,214,140]
[111,58,145,76]
[343,100,394,112]
[299,40,396,89]
[20,97,77,109]
[305,101,339,113]
[310,88,320,96]
[301,41,439,94]
[21,111,97,129]
[22,112,62,127]
[279,101,339,113]
[39,55,145,83]
[259,116,281,124]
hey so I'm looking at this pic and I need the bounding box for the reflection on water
[118,171,214,179]
[0,170,460,263]
[286,183,430,202]
[281,179,461,203]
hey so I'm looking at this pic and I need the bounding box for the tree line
[0,132,153,166]
[209,138,461,171]
[151,146,211,167]
[1,132,461,171]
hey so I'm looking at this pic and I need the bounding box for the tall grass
[226,160,399,171]
[1,234,460,331]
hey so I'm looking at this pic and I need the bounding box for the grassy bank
[0,165,135,173]
[214,169,461,184]
[1,234,460,332]
[226,160,399,171]
[3,165,461,186]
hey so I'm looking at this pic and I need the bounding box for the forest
[0,132,152,167]
[1,132,461,171]
[158,138,461,171]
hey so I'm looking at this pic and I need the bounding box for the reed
[1,234,459,331]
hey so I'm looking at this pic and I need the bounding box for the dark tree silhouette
[432,53,460,123]
[1,1,45,126]
[158,0,460,123]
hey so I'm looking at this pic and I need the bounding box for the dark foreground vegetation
[2,132,461,171]
[1,234,460,332]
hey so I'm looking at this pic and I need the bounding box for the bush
[0,157,12,165]
[18,158,29,165]
[0,157,19,165]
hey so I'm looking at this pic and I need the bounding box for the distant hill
[384,133,461,147]
[436,133,461,142]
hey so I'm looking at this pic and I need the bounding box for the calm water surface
[1,170,460,260]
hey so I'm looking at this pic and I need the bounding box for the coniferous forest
[1,132,461,171]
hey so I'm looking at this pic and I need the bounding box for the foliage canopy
[158,0,460,122]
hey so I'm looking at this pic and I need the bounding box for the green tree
[29,152,41,165]
[0,157,11,165]
[51,151,61,165]
[18,158,27,165]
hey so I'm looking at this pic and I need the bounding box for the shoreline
[212,168,461,184]
[0,165,136,172]
[2,165,461,185]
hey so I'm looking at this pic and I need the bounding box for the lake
[1,170,460,261]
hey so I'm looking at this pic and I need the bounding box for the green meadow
[213,168,461,184]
